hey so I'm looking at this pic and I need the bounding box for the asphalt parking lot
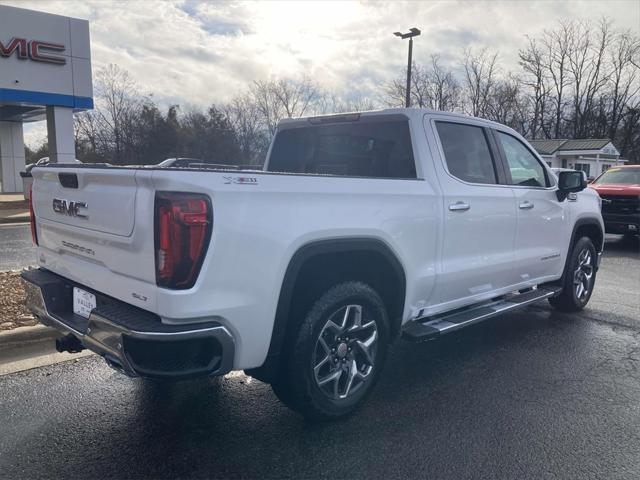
[0,234,638,479]
[0,224,36,271]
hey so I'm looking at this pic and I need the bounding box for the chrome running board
[402,286,562,342]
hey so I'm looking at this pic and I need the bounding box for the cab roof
[277,107,508,131]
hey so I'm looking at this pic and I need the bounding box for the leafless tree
[250,76,322,135]
[486,75,528,132]
[541,21,573,138]
[382,62,428,108]
[383,56,460,111]
[318,94,377,114]
[567,19,612,137]
[71,17,639,167]
[427,55,462,111]
[519,37,548,138]
[379,17,638,163]
[223,94,270,164]
[76,64,145,163]
[462,48,499,117]
[605,30,640,140]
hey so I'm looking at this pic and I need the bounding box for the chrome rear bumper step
[402,286,562,342]
[21,268,236,379]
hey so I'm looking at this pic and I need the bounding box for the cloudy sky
[5,0,639,147]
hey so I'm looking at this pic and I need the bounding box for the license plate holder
[73,287,96,319]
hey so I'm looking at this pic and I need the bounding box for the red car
[589,165,640,235]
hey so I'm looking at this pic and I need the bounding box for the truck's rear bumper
[21,268,235,379]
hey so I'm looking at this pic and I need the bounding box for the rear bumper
[21,268,235,379]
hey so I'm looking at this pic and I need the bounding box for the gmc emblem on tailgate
[52,198,88,218]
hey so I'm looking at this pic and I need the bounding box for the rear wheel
[549,236,597,312]
[271,281,389,421]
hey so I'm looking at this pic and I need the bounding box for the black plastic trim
[58,172,78,188]
[571,217,605,252]
[33,163,425,181]
[246,237,406,383]
[555,217,604,285]
[485,128,510,185]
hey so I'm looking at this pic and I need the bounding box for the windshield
[593,168,640,185]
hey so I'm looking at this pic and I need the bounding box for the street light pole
[394,28,421,108]
[405,36,413,108]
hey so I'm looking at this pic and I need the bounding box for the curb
[0,324,57,346]
[0,214,30,225]
[0,325,93,376]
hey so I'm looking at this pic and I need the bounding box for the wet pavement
[0,235,638,479]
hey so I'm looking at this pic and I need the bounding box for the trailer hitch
[55,334,85,354]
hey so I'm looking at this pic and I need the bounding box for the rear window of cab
[267,117,417,179]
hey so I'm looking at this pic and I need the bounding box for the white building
[0,5,93,192]
[529,138,627,179]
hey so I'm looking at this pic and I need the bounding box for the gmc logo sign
[0,37,66,65]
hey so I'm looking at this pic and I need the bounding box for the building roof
[528,138,613,155]
[528,139,567,155]
[559,139,612,151]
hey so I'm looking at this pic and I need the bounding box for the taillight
[154,192,212,289]
[29,184,38,245]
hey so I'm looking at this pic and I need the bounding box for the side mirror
[556,170,587,201]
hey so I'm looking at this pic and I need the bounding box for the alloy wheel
[312,304,378,400]
[573,248,594,301]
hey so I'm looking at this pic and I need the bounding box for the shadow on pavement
[102,304,609,478]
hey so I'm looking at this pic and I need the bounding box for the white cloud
[23,121,47,152]
[4,0,639,147]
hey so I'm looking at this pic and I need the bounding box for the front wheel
[549,236,597,312]
[271,281,390,421]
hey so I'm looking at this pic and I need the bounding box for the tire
[271,281,390,421]
[549,236,597,312]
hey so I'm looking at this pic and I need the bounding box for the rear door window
[435,122,498,185]
[267,118,416,178]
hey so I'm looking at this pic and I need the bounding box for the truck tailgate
[30,167,158,309]
[34,168,137,236]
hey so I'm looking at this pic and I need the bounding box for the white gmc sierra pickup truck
[23,108,604,420]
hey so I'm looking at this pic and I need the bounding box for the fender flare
[246,237,406,383]
[557,217,604,284]
[570,217,605,252]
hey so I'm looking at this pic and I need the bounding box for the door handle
[519,201,534,210]
[449,201,470,211]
